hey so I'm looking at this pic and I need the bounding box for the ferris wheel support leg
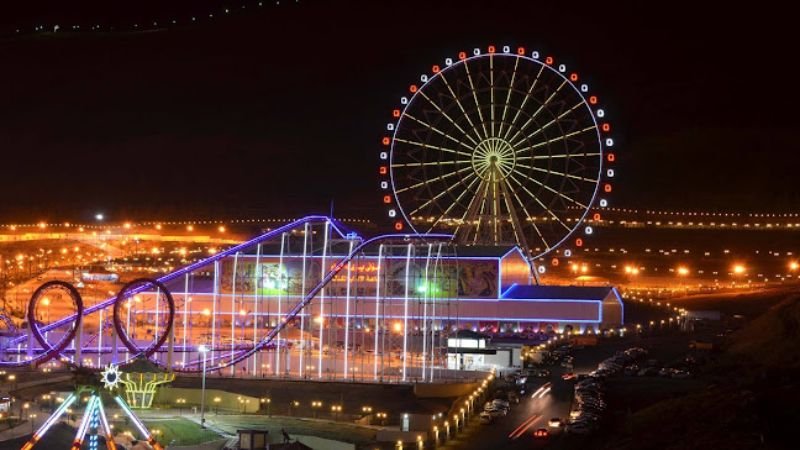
[530,260,541,285]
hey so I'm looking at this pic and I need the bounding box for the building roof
[502,284,614,301]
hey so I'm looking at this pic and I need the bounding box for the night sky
[1,1,797,223]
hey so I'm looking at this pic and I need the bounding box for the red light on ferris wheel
[394,221,404,231]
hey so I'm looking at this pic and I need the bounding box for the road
[451,337,645,450]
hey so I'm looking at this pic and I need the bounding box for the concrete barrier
[412,382,479,398]
[156,387,260,413]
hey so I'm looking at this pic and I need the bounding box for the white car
[548,417,563,428]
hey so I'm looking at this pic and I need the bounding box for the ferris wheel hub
[472,137,516,181]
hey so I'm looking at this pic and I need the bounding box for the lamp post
[311,401,322,418]
[198,344,209,428]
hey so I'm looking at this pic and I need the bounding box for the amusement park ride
[2,44,616,449]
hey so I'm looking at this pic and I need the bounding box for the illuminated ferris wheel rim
[384,45,614,260]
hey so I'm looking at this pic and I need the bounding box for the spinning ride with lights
[381,45,616,264]
[21,364,164,450]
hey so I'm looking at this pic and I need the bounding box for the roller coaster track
[7,215,452,373]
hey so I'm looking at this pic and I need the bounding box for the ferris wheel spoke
[417,89,480,147]
[514,125,597,154]
[395,165,474,194]
[402,112,475,151]
[507,172,574,231]
[517,151,601,160]
[490,53,496,137]
[515,163,599,183]
[497,56,520,139]
[438,70,484,145]
[510,168,588,210]
[506,79,568,145]
[394,137,472,158]
[463,58,490,139]
[470,176,494,244]
[502,62,546,142]
[504,177,551,251]
[391,160,471,168]
[409,170,479,216]
[429,174,483,231]
[510,100,586,148]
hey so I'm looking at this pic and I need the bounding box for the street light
[311,401,322,418]
[198,344,209,428]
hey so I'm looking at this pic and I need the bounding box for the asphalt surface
[451,337,644,450]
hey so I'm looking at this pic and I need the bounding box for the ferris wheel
[380,45,615,261]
